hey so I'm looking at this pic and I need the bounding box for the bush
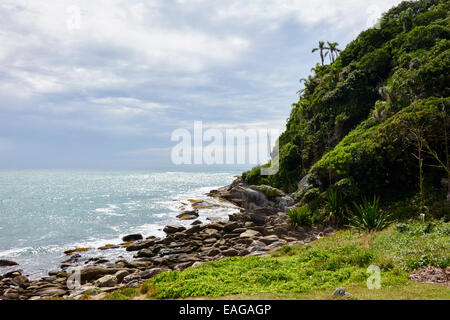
[351,196,392,232]
[325,189,345,224]
[287,206,313,227]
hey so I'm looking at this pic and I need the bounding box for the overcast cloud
[0,0,402,168]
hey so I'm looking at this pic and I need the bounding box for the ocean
[0,168,246,279]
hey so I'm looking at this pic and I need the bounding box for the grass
[123,220,448,300]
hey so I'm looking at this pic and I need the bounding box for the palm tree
[327,41,341,63]
[312,41,329,66]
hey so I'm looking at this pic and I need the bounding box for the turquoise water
[0,169,244,279]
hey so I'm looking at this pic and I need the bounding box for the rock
[332,287,351,297]
[249,212,267,225]
[36,287,67,297]
[3,288,20,299]
[191,220,203,225]
[0,259,18,267]
[114,270,130,283]
[192,262,204,267]
[64,248,89,256]
[239,229,261,238]
[259,235,280,245]
[178,214,198,220]
[11,275,29,288]
[163,225,186,234]
[177,210,199,219]
[277,195,295,210]
[122,268,163,283]
[174,262,194,271]
[122,234,143,242]
[95,275,118,288]
[125,239,155,252]
[203,228,220,237]
[205,248,221,257]
[222,248,239,257]
[223,222,240,233]
[80,266,120,282]
[98,244,120,250]
[297,174,311,192]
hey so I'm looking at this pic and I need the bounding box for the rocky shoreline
[0,177,334,300]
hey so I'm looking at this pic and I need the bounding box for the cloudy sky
[0,0,402,169]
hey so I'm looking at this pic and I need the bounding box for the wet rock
[0,260,18,267]
[122,234,143,242]
[191,220,203,226]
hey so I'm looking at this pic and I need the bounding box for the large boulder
[80,266,120,282]
[95,275,118,288]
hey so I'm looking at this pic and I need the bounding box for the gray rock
[259,235,280,245]
[122,268,163,283]
[332,287,351,297]
[239,229,261,238]
[95,275,118,288]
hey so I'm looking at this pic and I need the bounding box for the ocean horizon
[0,168,250,279]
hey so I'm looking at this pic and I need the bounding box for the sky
[0,0,403,169]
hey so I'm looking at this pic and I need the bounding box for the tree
[326,41,341,63]
[422,100,450,201]
[312,41,329,66]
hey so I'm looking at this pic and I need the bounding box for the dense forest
[243,0,450,226]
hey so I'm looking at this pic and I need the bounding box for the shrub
[350,196,392,232]
[325,189,345,224]
[287,206,313,227]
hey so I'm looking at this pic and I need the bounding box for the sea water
[0,168,245,279]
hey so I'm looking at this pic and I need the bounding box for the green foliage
[141,220,449,299]
[242,0,450,209]
[351,196,392,232]
[287,206,313,227]
[325,189,345,224]
[104,288,139,300]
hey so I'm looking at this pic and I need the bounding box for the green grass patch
[142,220,449,299]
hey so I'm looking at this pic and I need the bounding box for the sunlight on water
[0,169,244,278]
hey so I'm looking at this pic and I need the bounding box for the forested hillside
[243,0,449,224]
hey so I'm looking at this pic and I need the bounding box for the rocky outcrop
[0,177,334,300]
